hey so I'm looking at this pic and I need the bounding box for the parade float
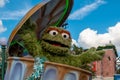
[3,0,104,80]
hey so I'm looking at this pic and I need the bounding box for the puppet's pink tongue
[53,44,61,46]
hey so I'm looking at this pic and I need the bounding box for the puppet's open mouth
[43,40,69,48]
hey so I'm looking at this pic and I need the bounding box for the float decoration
[26,57,47,80]
[4,0,105,80]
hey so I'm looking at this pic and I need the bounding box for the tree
[72,44,83,55]
[72,46,104,73]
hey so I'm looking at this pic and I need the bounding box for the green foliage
[97,45,118,57]
[40,26,71,56]
[40,40,69,56]
[72,44,83,55]
[18,25,105,72]
[17,19,42,57]
[117,68,120,74]
[37,51,82,67]
[42,26,72,48]
[79,47,104,65]
[18,19,36,34]
[71,46,105,72]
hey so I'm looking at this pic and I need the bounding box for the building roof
[97,44,118,57]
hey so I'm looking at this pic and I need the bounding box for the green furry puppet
[19,23,104,68]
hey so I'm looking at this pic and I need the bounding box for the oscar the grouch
[20,25,104,68]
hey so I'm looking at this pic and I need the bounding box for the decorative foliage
[79,47,104,68]
[97,44,118,56]
[9,40,29,57]
[26,57,47,80]
[41,26,71,56]
[18,19,42,57]
[72,44,83,55]
[18,25,105,70]
[20,30,42,56]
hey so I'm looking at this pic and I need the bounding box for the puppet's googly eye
[62,33,70,39]
[49,30,58,36]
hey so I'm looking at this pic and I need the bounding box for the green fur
[18,24,104,68]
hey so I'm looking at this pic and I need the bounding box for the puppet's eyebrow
[61,30,71,39]
[46,28,71,38]
[61,30,70,36]
[46,28,60,32]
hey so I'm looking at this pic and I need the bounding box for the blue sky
[0,0,120,55]
[67,0,120,39]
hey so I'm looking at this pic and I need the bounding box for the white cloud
[74,22,120,53]
[0,20,7,33]
[72,39,79,47]
[68,0,106,20]
[0,1,32,20]
[0,37,7,45]
[0,0,9,7]
[0,8,31,20]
